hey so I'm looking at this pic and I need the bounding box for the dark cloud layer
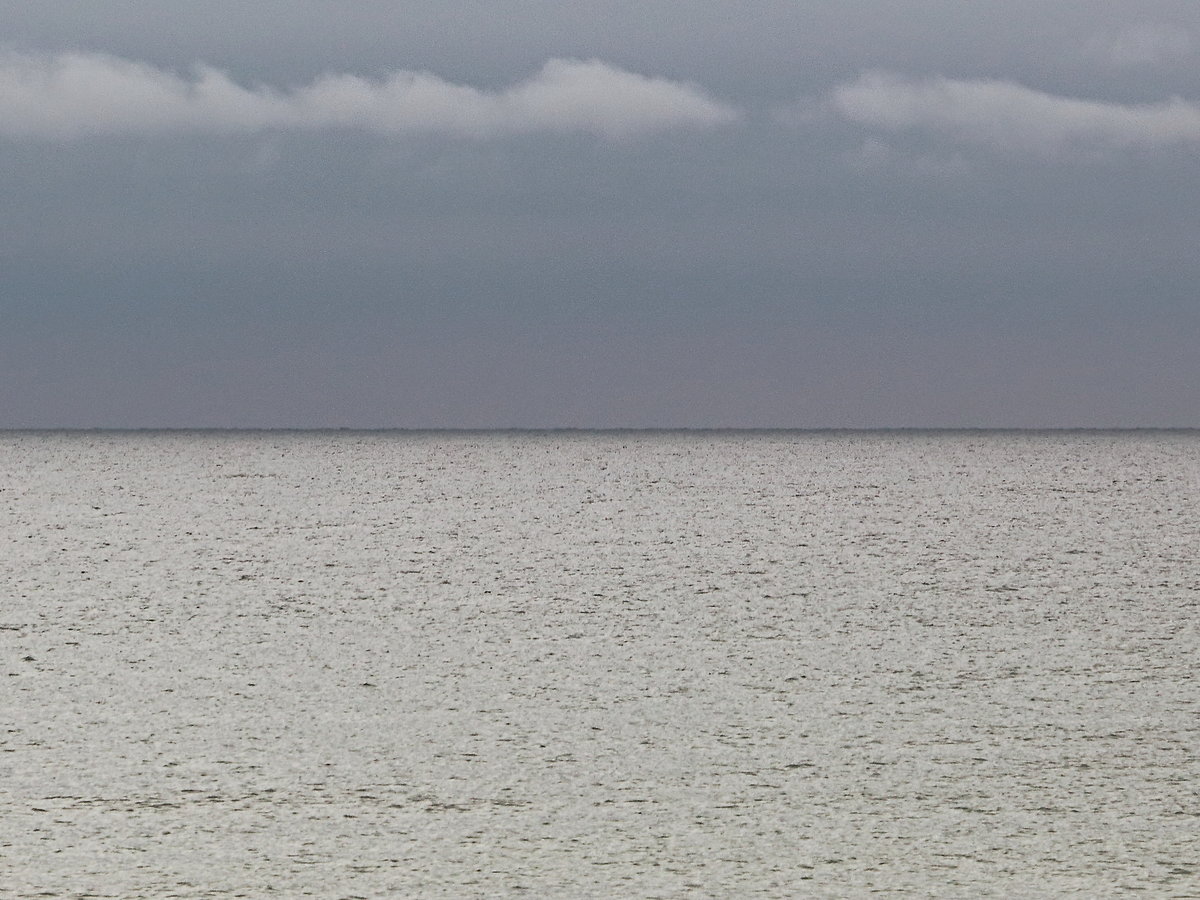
[2,1,1198,426]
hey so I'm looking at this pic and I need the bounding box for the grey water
[2,430,1198,898]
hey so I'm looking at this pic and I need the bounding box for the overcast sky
[3,1,1198,427]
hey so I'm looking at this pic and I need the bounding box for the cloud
[1084,24,1192,67]
[832,71,1200,155]
[0,52,737,140]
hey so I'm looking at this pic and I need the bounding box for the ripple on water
[2,430,1198,897]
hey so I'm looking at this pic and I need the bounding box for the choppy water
[2,430,1198,898]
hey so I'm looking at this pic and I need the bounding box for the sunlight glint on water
[2,431,1198,897]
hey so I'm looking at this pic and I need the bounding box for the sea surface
[2,430,1198,898]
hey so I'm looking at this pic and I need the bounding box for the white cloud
[0,52,737,140]
[1084,24,1192,67]
[832,71,1200,155]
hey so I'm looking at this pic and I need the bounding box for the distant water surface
[2,430,1198,897]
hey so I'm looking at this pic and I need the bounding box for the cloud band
[833,71,1200,154]
[0,53,737,140]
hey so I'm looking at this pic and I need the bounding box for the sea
[2,430,1197,898]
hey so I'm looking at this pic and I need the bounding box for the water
[2,430,1198,898]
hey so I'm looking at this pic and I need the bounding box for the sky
[2,1,1198,427]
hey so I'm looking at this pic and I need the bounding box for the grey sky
[2,1,1197,426]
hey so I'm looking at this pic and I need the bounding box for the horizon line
[2,426,1197,434]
